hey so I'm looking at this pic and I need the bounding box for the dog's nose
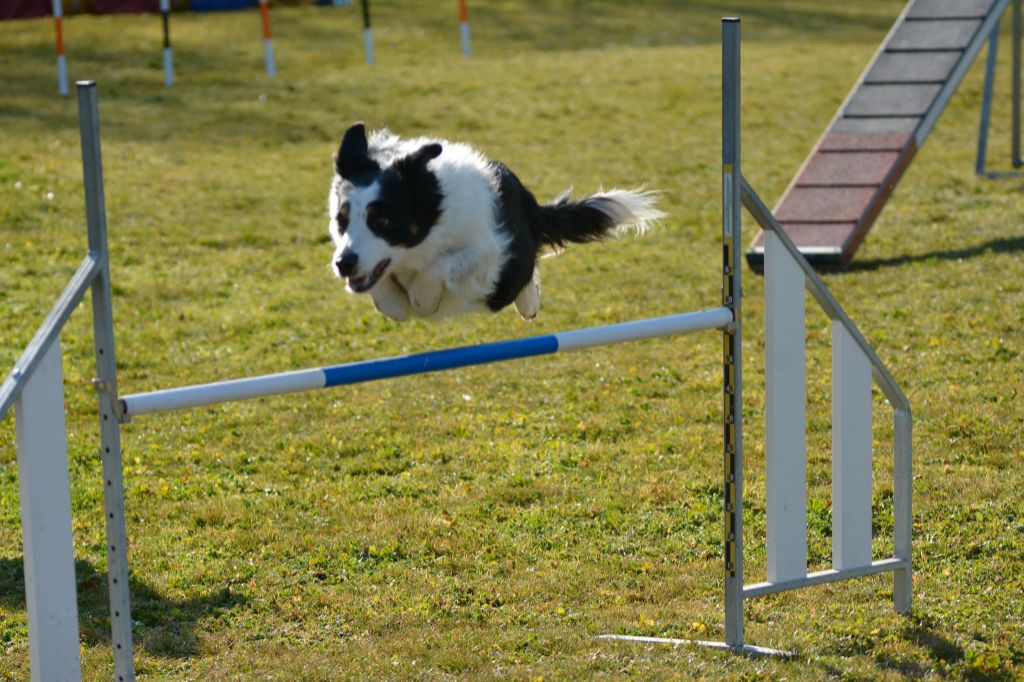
[335,250,359,277]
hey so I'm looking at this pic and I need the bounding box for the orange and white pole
[458,0,471,57]
[52,0,68,95]
[259,0,276,77]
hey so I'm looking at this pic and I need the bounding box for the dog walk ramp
[746,0,1012,270]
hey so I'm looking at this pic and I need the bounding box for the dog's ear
[392,143,442,178]
[411,143,443,166]
[335,123,380,179]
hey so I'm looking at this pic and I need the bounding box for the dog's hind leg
[372,276,412,321]
[513,272,540,321]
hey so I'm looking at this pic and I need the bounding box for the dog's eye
[366,203,389,230]
[336,203,350,232]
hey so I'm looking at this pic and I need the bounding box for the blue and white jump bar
[120,307,732,418]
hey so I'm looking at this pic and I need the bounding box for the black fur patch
[335,123,444,249]
[335,123,381,182]
[486,162,542,311]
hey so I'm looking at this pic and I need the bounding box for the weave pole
[459,0,471,57]
[120,308,732,418]
[259,0,277,77]
[160,0,173,86]
[52,0,68,95]
[361,0,374,64]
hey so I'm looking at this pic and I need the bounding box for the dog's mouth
[346,258,391,293]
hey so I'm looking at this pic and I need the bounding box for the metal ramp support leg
[977,0,1024,176]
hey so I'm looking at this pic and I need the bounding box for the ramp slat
[774,187,878,222]
[832,117,922,133]
[888,19,983,51]
[799,151,901,186]
[817,131,913,151]
[907,0,997,19]
[846,83,943,117]
[865,51,961,83]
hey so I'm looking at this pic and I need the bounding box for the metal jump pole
[720,16,746,652]
[78,81,136,682]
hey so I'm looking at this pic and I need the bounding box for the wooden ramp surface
[747,0,1008,270]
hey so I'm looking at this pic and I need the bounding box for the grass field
[2,1,1023,679]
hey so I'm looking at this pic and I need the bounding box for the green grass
[1,1,1023,679]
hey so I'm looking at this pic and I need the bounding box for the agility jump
[1,19,911,680]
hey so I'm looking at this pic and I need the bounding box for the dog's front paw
[371,276,412,321]
[408,274,445,317]
[375,298,411,321]
[410,291,443,316]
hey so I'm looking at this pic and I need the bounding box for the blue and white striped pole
[120,308,732,418]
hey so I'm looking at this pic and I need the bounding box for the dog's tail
[534,188,664,248]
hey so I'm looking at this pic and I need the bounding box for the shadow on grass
[848,236,1024,272]
[0,556,245,658]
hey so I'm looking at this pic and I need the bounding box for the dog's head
[328,123,443,293]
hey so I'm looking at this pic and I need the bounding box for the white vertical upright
[14,340,81,681]
[764,230,807,583]
[832,322,873,569]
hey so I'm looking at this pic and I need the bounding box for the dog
[327,123,664,321]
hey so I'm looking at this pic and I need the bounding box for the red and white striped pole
[52,0,68,95]
[160,0,173,86]
[458,0,471,57]
[259,0,276,77]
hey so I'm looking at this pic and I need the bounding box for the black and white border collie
[328,123,664,321]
